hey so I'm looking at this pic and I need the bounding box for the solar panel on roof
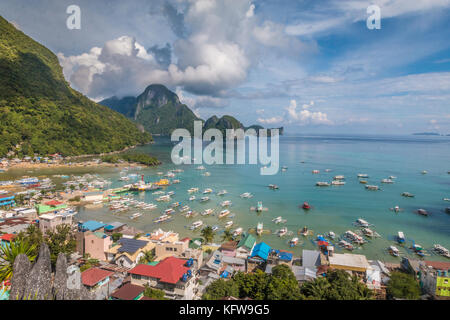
[118,238,148,253]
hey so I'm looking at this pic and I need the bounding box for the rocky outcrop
[9,243,94,300]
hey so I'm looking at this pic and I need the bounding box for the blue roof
[278,251,293,261]
[250,242,271,261]
[81,220,105,232]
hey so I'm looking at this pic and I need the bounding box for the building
[104,222,126,235]
[219,241,238,257]
[401,257,424,278]
[267,249,294,267]
[81,267,114,299]
[328,253,371,274]
[0,195,15,208]
[236,233,256,259]
[110,282,145,300]
[420,261,450,299]
[248,242,271,265]
[0,217,31,234]
[106,238,155,268]
[38,212,74,233]
[83,231,113,261]
[128,256,197,300]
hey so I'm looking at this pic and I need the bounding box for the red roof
[129,256,189,284]
[45,200,63,206]
[0,234,14,242]
[424,260,450,271]
[180,237,190,242]
[111,283,145,300]
[81,267,114,287]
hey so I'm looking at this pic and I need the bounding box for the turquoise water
[75,134,450,262]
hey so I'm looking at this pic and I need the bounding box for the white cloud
[176,87,228,109]
[257,116,284,124]
[256,109,265,115]
[246,3,255,18]
[286,99,332,125]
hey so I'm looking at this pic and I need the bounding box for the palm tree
[139,249,155,264]
[200,226,215,244]
[0,240,37,282]
[221,230,233,242]
[300,277,331,299]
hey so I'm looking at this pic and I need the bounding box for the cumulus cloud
[176,87,228,109]
[256,109,265,115]
[285,100,332,125]
[57,0,308,99]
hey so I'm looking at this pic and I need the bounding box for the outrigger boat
[316,181,330,187]
[156,195,171,202]
[190,220,204,230]
[171,202,181,208]
[219,209,231,218]
[401,192,415,197]
[201,209,214,216]
[390,205,403,213]
[130,212,142,220]
[278,227,288,237]
[240,192,253,198]
[268,184,279,190]
[272,216,286,224]
[389,246,400,257]
[189,196,196,201]
[185,210,196,218]
[312,170,320,174]
[334,175,345,180]
[299,226,309,237]
[289,237,299,247]
[256,222,263,236]
[359,180,368,184]
[203,188,213,194]
[433,244,450,258]
[251,201,268,213]
[188,187,199,193]
[357,173,369,178]
[180,205,190,213]
[416,208,429,216]
[220,200,232,207]
[397,231,405,244]
[196,166,206,170]
[365,185,380,190]
[164,208,175,215]
[331,180,346,185]
[154,214,172,223]
[212,226,220,232]
[381,179,394,184]
[362,227,375,237]
[338,240,354,250]
[200,196,210,202]
[355,218,370,227]
[326,231,335,240]
[233,227,243,237]
[411,244,425,257]
[217,190,228,196]
[344,230,365,244]
[225,221,234,228]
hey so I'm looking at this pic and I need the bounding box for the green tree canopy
[386,271,421,300]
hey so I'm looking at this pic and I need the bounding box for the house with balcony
[106,237,155,269]
[236,233,256,259]
[128,256,197,300]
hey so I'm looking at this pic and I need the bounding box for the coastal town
[0,155,449,300]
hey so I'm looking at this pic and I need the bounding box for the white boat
[334,175,345,180]
[200,196,210,202]
[355,218,370,227]
[331,180,345,186]
[401,192,415,197]
[154,214,171,223]
[433,244,450,258]
[219,209,230,218]
[164,208,175,215]
[217,190,228,196]
[202,209,214,216]
[196,166,206,170]
[316,181,330,187]
[203,172,211,176]
[143,204,157,210]
[389,246,400,257]
[443,198,450,202]
[156,195,171,202]
[203,188,213,194]
[171,202,181,208]
[189,196,196,201]
[256,201,263,213]
[185,210,195,218]
[212,226,220,232]
[220,200,232,207]
[225,221,234,228]
[167,191,175,196]
[422,170,428,174]
[338,240,354,250]
[389,176,397,179]
[312,170,320,174]
[327,231,336,239]
[344,230,365,244]
[119,176,130,181]
[381,179,394,184]
[357,173,369,178]
[289,237,299,247]
[278,227,288,237]
[240,192,253,198]
[397,231,405,244]
[272,216,285,224]
[256,222,263,236]
[188,187,199,193]
[130,212,142,219]
[180,205,190,213]
[365,185,379,190]
[190,220,203,230]
[362,227,374,237]
[233,227,243,237]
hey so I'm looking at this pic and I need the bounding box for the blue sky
[1,0,450,134]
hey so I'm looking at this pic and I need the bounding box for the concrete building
[328,253,371,274]
[38,212,74,233]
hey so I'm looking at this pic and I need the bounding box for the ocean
[17,134,450,262]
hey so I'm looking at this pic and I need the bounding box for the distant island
[412,132,441,136]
